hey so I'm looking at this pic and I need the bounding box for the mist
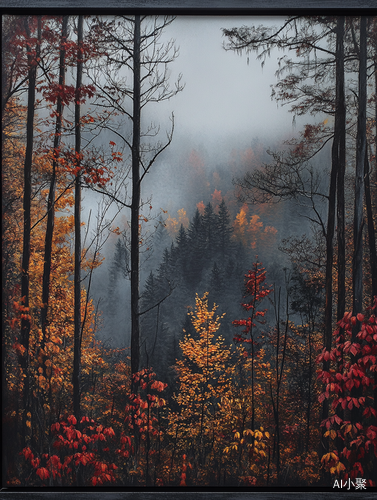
[76,16,330,353]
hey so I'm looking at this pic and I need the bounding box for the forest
[2,14,377,489]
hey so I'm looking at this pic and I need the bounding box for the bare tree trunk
[73,15,83,420]
[20,16,41,447]
[40,16,68,367]
[374,54,377,215]
[373,60,377,472]
[353,16,367,325]
[333,16,346,458]
[270,286,289,484]
[351,16,367,432]
[131,15,141,389]
[364,153,377,299]
[305,319,312,454]
[335,16,346,321]
[321,127,337,456]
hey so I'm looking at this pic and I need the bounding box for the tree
[169,293,233,469]
[214,199,233,262]
[223,16,374,458]
[86,15,183,382]
[20,15,41,447]
[186,209,206,290]
[334,16,347,323]
[40,15,69,389]
[105,238,129,340]
[233,262,272,437]
[353,16,367,323]
[202,202,216,259]
[73,14,84,421]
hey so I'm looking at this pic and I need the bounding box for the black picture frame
[1,1,377,500]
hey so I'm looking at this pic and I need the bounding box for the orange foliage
[196,201,205,215]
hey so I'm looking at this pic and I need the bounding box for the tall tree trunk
[20,16,41,447]
[73,15,83,420]
[374,54,377,214]
[321,118,338,456]
[131,15,141,389]
[353,16,367,325]
[373,59,377,470]
[364,153,377,299]
[365,150,377,481]
[321,17,348,458]
[335,16,346,321]
[305,316,313,454]
[333,16,346,457]
[40,16,68,366]
[270,287,289,484]
[351,16,367,433]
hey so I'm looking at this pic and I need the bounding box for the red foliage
[179,454,192,486]
[233,261,272,346]
[116,368,167,461]
[21,415,118,486]
[317,297,377,485]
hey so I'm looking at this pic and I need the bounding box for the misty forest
[2,14,377,488]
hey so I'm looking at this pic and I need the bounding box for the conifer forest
[2,14,377,489]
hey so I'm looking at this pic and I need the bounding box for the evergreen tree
[156,247,175,297]
[186,209,206,290]
[215,199,233,262]
[105,238,129,340]
[209,261,224,304]
[175,224,189,278]
[202,202,217,259]
[140,271,160,340]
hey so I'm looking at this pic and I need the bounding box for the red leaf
[68,415,77,426]
[36,467,49,481]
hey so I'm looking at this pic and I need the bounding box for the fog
[82,15,330,350]
[139,16,319,217]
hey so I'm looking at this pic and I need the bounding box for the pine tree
[105,238,129,340]
[175,224,189,278]
[202,202,216,259]
[209,261,224,304]
[215,199,233,262]
[186,209,206,290]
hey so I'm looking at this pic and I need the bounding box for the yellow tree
[169,293,233,481]
[2,108,108,481]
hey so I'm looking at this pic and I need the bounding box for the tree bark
[335,16,346,322]
[353,16,367,325]
[350,16,367,434]
[321,122,337,455]
[131,15,141,389]
[40,16,68,366]
[73,15,83,420]
[333,16,346,457]
[20,15,41,447]
[364,153,377,299]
